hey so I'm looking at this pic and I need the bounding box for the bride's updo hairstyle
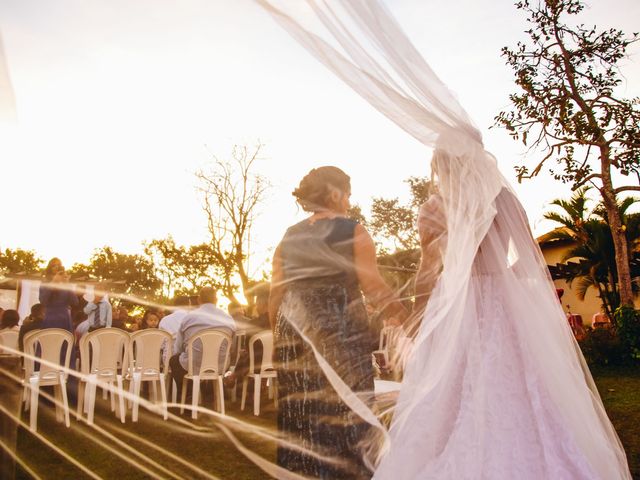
[293,166,350,212]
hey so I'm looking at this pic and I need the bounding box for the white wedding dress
[375,187,616,479]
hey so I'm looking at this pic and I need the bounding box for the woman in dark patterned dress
[270,166,408,479]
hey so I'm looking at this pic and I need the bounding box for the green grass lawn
[8,367,640,479]
[590,366,640,479]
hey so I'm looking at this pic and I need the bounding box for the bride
[257,1,632,479]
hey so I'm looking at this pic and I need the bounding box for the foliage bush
[579,328,627,367]
[615,306,640,362]
[579,307,640,366]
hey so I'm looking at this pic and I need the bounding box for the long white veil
[257,1,630,478]
[0,1,631,478]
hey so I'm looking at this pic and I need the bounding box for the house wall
[539,242,639,325]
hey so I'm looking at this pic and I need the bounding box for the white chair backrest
[186,329,232,376]
[0,329,19,354]
[23,328,74,379]
[129,329,172,373]
[80,328,129,376]
[248,330,274,374]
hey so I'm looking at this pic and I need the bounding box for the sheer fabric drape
[257,1,631,478]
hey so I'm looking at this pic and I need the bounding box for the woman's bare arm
[353,224,409,326]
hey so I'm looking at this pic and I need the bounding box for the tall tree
[144,236,226,297]
[496,0,640,306]
[544,187,639,317]
[195,143,269,304]
[70,247,161,301]
[368,176,432,252]
[0,248,43,275]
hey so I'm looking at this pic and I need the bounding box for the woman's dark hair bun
[293,166,350,212]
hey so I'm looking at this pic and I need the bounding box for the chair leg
[132,373,142,422]
[109,381,116,412]
[253,376,261,416]
[102,386,108,400]
[240,378,249,411]
[158,374,168,420]
[116,375,126,423]
[231,382,237,403]
[29,377,39,432]
[54,384,63,422]
[59,372,70,428]
[217,378,225,415]
[212,380,219,412]
[191,376,200,420]
[151,380,158,403]
[23,385,29,411]
[171,378,177,405]
[273,378,278,408]
[267,378,274,400]
[180,379,187,415]
[76,382,85,421]
[87,374,98,426]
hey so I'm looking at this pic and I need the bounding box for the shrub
[615,306,640,362]
[579,328,627,367]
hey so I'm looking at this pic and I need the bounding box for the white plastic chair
[22,328,73,432]
[0,329,19,357]
[77,328,129,425]
[179,329,232,419]
[240,330,277,416]
[128,329,172,421]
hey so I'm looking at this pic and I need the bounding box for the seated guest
[592,310,612,328]
[228,302,251,330]
[83,285,112,331]
[170,287,236,402]
[1,309,20,330]
[18,304,45,351]
[225,295,271,389]
[140,310,161,329]
[74,313,91,344]
[251,293,271,331]
[159,296,191,336]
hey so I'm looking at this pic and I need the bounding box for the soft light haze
[0,0,638,275]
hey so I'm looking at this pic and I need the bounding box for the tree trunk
[600,156,634,307]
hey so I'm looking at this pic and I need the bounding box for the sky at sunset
[0,0,638,277]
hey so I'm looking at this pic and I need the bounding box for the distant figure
[592,311,612,329]
[170,287,236,401]
[18,303,45,352]
[159,296,191,337]
[84,284,113,331]
[140,310,160,329]
[39,258,78,332]
[228,302,252,331]
[252,293,271,331]
[1,309,20,330]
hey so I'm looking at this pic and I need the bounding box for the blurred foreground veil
[0,31,18,124]
[256,1,631,478]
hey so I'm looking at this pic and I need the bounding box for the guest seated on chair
[83,284,112,331]
[169,287,236,403]
[1,309,20,330]
[18,304,45,352]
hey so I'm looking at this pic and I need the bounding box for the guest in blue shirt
[83,284,113,331]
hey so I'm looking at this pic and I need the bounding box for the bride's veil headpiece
[256,1,630,478]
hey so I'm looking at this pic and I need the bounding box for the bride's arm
[413,196,446,315]
[354,224,409,326]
